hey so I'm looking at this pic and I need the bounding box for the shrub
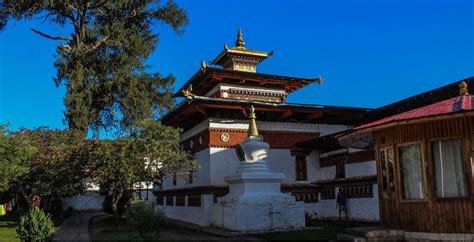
[126,200,166,239]
[16,207,55,241]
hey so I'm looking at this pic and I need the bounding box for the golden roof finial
[235,27,245,49]
[459,81,468,96]
[200,60,207,70]
[248,105,259,137]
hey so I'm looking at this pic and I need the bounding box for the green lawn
[256,221,377,241]
[0,220,19,242]
[91,216,376,241]
[90,215,231,241]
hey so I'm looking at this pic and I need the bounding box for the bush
[16,207,55,241]
[126,200,166,239]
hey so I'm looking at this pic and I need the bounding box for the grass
[256,220,378,241]
[91,216,378,241]
[0,216,19,242]
[90,215,225,241]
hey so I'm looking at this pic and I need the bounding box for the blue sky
[1,0,473,130]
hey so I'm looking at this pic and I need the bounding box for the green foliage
[88,120,195,223]
[126,200,166,239]
[0,125,34,192]
[16,207,55,241]
[88,120,195,194]
[11,127,88,210]
[1,1,189,135]
[132,120,197,179]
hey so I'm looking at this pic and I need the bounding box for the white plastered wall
[346,161,377,177]
[162,148,211,189]
[304,184,380,221]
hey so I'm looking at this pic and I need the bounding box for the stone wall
[61,192,104,211]
[62,189,157,211]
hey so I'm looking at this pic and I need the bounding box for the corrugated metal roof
[355,94,473,130]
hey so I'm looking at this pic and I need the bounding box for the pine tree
[1,1,188,135]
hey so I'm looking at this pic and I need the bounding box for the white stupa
[210,106,305,231]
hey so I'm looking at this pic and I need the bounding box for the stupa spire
[235,27,245,49]
[248,105,259,137]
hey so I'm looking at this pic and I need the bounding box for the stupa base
[210,199,305,232]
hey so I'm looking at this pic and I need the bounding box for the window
[379,148,395,194]
[432,139,467,198]
[295,154,307,181]
[398,144,425,199]
[335,157,346,179]
[379,150,388,192]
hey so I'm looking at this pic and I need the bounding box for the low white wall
[62,192,104,211]
[62,190,159,211]
[304,184,379,221]
[157,194,213,226]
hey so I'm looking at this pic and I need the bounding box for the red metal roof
[355,94,473,130]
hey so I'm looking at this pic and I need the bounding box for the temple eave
[174,67,322,98]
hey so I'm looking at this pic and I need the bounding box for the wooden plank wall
[374,116,474,233]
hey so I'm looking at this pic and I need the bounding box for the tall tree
[1,1,188,135]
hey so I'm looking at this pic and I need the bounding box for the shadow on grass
[0,221,17,228]
[255,220,380,241]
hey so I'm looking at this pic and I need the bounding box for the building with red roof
[338,81,474,236]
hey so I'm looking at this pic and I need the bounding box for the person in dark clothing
[336,188,348,220]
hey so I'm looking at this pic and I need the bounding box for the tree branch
[89,35,109,50]
[79,0,90,39]
[30,28,73,41]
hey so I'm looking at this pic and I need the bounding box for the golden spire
[235,27,245,49]
[248,105,259,137]
[459,81,469,96]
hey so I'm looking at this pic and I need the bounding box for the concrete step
[337,233,366,242]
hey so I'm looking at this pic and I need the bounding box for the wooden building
[339,81,474,234]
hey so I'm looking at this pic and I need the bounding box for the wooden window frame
[378,146,396,198]
[335,158,346,179]
[428,136,470,201]
[396,141,429,203]
[295,153,308,181]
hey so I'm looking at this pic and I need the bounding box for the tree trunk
[111,188,124,227]
[19,186,33,210]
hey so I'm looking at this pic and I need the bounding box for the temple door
[378,147,399,228]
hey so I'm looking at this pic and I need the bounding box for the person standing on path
[336,188,348,220]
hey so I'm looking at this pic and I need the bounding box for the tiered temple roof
[162,29,371,130]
